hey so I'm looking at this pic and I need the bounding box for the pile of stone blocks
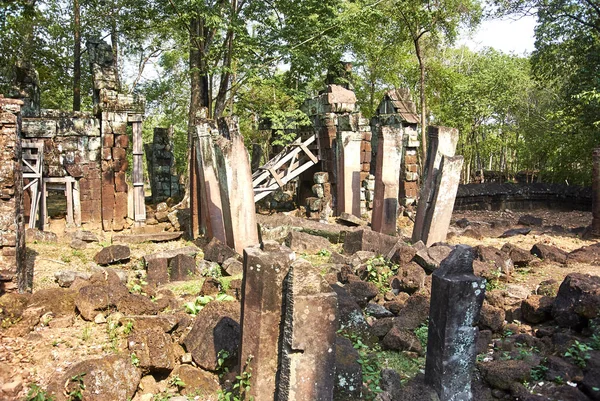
[305,172,333,220]
[145,127,181,203]
[0,96,27,293]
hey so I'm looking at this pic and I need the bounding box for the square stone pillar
[0,96,28,293]
[425,245,485,401]
[371,125,403,235]
[336,130,362,217]
[592,148,600,237]
[412,126,462,246]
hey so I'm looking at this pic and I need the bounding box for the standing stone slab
[336,131,362,217]
[214,117,259,254]
[592,148,600,237]
[240,241,296,400]
[371,125,403,235]
[425,245,485,401]
[412,126,462,246]
[279,259,337,400]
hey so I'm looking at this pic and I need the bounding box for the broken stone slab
[120,314,180,333]
[518,214,543,226]
[530,243,568,264]
[146,258,169,286]
[93,244,131,265]
[203,237,239,264]
[54,270,92,288]
[46,354,141,401]
[333,335,362,401]
[567,243,600,265]
[127,327,175,373]
[342,229,400,255]
[284,230,332,253]
[425,245,486,401]
[70,239,88,250]
[182,301,240,371]
[239,241,295,400]
[72,230,99,243]
[167,365,220,397]
[413,244,454,273]
[498,227,531,238]
[222,257,243,276]
[278,259,337,400]
[501,243,535,267]
[112,231,183,244]
[143,246,200,264]
[168,254,196,281]
[552,273,600,328]
[337,212,367,227]
[25,228,58,243]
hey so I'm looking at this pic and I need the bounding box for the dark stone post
[592,148,600,237]
[425,245,485,401]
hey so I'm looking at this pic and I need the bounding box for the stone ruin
[145,127,182,203]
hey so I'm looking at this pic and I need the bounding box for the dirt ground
[1,208,598,399]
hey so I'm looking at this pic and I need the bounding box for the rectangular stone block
[115,134,129,148]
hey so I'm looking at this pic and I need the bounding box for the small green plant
[184,295,214,316]
[530,363,548,381]
[364,256,398,294]
[168,374,186,389]
[565,341,592,368]
[60,254,72,263]
[131,352,140,367]
[218,355,254,401]
[317,249,331,257]
[25,383,55,401]
[81,324,91,342]
[515,343,539,360]
[554,375,565,385]
[67,373,86,401]
[128,279,148,295]
[217,350,231,379]
[590,334,600,351]
[414,321,428,351]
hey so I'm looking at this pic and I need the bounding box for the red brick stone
[103,134,114,148]
[114,192,128,221]
[407,164,418,173]
[112,147,126,160]
[102,147,112,160]
[2,246,16,256]
[114,158,128,172]
[115,172,128,192]
[115,135,129,148]
[362,163,370,172]
[405,155,418,165]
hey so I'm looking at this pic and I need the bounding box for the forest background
[0,0,598,186]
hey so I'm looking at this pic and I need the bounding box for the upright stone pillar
[336,130,362,217]
[592,148,600,237]
[371,125,403,235]
[279,259,337,400]
[240,242,337,401]
[240,241,296,400]
[425,245,485,401]
[0,96,27,294]
[412,126,463,246]
[215,117,259,254]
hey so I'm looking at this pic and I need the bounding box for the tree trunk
[111,12,120,90]
[415,38,427,166]
[213,0,236,119]
[73,0,81,111]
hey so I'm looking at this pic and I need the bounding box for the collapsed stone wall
[145,127,182,203]
[0,96,27,293]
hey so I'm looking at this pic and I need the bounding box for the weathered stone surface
[343,229,400,255]
[183,301,240,371]
[240,241,295,399]
[383,326,423,353]
[168,365,220,397]
[499,227,531,238]
[389,262,426,294]
[278,259,337,400]
[222,257,243,276]
[330,284,369,332]
[75,281,128,321]
[552,273,600,328]
[27,288,77,317]
[568,243,600,265]
[25,228,57,243]
[501,243,535,267]
[474,245,514,276]
[395,292,430,330]
[582,368,600,401]
[116,293,158,316]
[200,277,221,296]
[521,295,553,324]
[338,212,367,227]
[146,257,169,286]
[46,354,141,401]
[388,243,418,266]
[285,230,331,253]
[203,237,239,264]
[168,254,196,281]
[364,303,394,318]
[336,130,363,217]
[518,214,543,226]
[54,270,91,287]
[121,314,180,333]
[479,360,531,391]
[72,230,99,243]
[128,327,175,372]
[413,244,453,273]
[143,246,200,264]
[479,303,505,333]
[112,231,183,244]
[344,280,379,307]
[93,244,130,265]
[425,245,485,401]
[531,243,568,264]
[333,336,362,401]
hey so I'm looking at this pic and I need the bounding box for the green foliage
[168,374,186,389]
[68,373,86,401]
[184,293,235,316]
[565,341,592,368]
[25,384,55,401]
[130,352,140,367]
[530,363,548,381]
[218,355,254,401]
[364,256,398,294]
[414,321,429,351]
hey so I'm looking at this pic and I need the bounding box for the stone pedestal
[0,96,27,293]
[336,131,362,217]
[592,148,600,237]
[371,125,403,234]
[412,126,462,246]
[425,245,485,401]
